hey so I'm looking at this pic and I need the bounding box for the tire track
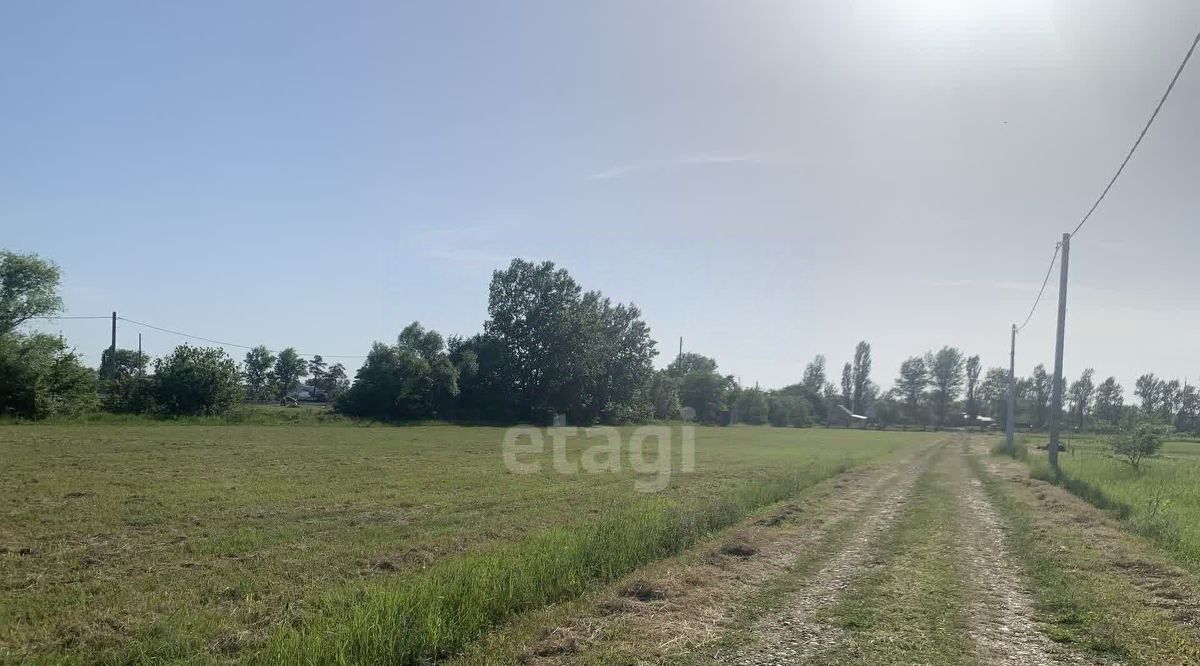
[956,443,1089,665]
[513,441,943,665]
[725,441,941,665]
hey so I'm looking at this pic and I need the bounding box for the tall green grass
[1026,442,1200,566]
[0,404,354,426]
[265,461,850,664]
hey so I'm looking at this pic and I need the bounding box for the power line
[31,315,111,320]
[1071,27,1200,238]
[116,316,368,360]
[1015,241,1061,333]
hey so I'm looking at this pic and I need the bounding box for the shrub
[1109,422,1167,470]
[0,332,96,419]
[153,345,242,416]
[768,395,811,427]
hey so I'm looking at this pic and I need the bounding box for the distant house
[946,413,996,429]
[286,383,329,403]
[835,404,868,428]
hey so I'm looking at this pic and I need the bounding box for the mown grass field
[0,423,938,664]
[1021,434,1200,567]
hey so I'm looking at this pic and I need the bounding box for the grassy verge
[1026,448,1200,567]
[811,457,969,665]
[969,452,1200,663]
[264,463,848,664]
[989,437,1027,461]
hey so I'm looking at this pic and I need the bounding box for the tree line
[1,249,1195,432]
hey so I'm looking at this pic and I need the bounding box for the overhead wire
[1070,27,1200,238]
[1015,241,1061,333]
[1014,26,1198,332]
[115,317,368,359]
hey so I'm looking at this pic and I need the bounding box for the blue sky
[4,1,1199,392]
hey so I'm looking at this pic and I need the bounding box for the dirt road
[459,436,1200,665]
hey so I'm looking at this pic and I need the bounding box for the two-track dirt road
[482,435,1200,665]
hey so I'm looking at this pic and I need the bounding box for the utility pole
[1048,234,1071,470]
[678,336,683,364]
[1006,324,1016,454]
[138,333,143,377]
[110,311,118,379]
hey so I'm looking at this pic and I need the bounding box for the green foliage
[735,387,769,425]
[989,437,1027,461]
[667,352,731,424]
[0,332,96,419]
[894,356,928,424]
[0,250,63,335]
[335,322,460,421]
[1134,373,1158,414]
[271,347,308,402]
[1030,363,1051,428]
[979,366,1008,422]
[479,259,656,424]
[1094,376,1124,426]
[767,394,811,427]
[243,345,276,401]
[964,354,981,418]
[267,457,855,665]
[1069,368,1095,430]
[1109,421,1167,470]
[648,371,681,420]
[851,341,871,413]
[926,346,964,426]
[98,347,154,414]
[153,345,243,416]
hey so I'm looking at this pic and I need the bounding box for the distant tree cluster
[339,260,657,424]
[3,249,1196,433]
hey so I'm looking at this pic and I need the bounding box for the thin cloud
[588,153,762,181]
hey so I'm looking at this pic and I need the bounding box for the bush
[1110,422,1167,470]
[336,324,459,421]
[768,395,812,427]
[153,345,242,416]
[0,332,96,419]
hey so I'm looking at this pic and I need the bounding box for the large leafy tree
[735,387,769,425]
[894,356,928,424]
[271,347,308,402]
[1093,376,1124,426]
[1134,373,1159,415]
[308,355,328,391]
[0,251,63,335]
[979,366,1009,422]
[1068,368,1095,430]
[243,346,276,401]
[0,251,95,419]
[667,352,730,424]
[319,362,350,401]
[926,346,964,426]
[98,347,153,414]
[648,371,681,420]
[1178,384,1200,434]
[964,355,981,418]
[799,354,828,423]
[0,333,96,419]
[336,322,460,420]
[483,259,656,424]
[840,362,853,410]
[153,345,242,416]
[1158,379,1181,423]
[851,341,871,413]
[1031,364,1052,428]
